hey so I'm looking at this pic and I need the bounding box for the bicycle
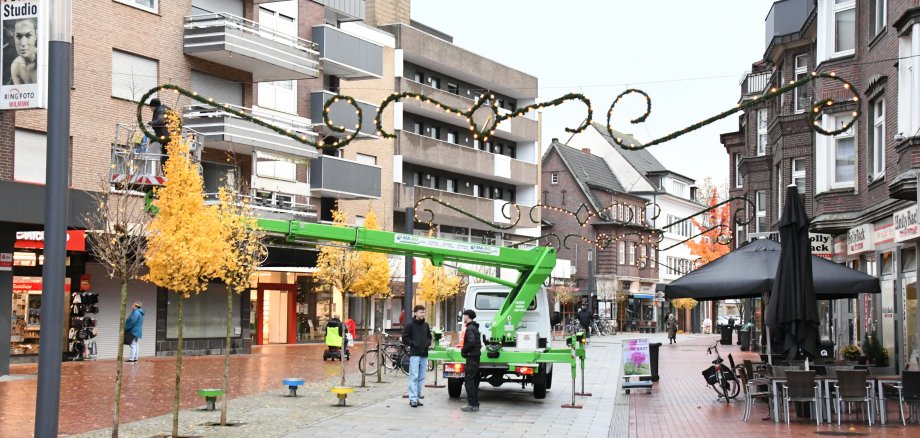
[701,342,740,403]
[359,333,410,376]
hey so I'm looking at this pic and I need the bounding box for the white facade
[645,192,701,284]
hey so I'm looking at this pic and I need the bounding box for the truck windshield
[475,292,537,310]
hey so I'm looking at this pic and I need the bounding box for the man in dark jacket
[148,98,170,171]
[460,309,482,412]
[577,307,592,338]
[402,305,431,407]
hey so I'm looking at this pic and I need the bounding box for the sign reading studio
[0,0,48,109]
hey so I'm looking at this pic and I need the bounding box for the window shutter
[112,51,157,102]
[191,71,243,107]
[191,0,243,16]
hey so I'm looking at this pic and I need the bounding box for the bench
[197,388,223,410]
[622,378,653,395]
[282,378,305,397]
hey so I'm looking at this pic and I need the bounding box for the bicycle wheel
[358,349,379,376]
[398,351,411,375]
[381,344,402,370]
[721,370,740,399]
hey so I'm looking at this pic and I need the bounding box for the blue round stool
[282,378,305,397]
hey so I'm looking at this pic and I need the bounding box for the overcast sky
[410,0,779,188]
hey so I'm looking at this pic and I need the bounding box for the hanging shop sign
[847,224,875,255]
[14,230,85,251]
[810,233,832,259]
[832,235,847,262]
[0,252,11,271]
[0,0,49,109]
[875,222,895,246]
[894,206,920,243]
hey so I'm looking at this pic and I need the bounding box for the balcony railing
[740,70,772,96]
[397,131,537,184]
[310,91,377,137]
[312,25,383,79]
[184,13,320,81]
[203,190,316,221]
[394,183,538,229]
[310,155,381,199]
[182,104,318,158]
[110,123,202,187]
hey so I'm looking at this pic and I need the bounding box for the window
[832,0,856,56]
[446,178,457,193]
[551,173,559,185]
[626,242,634,266]
[757,109,768,156]
[794,55,809,113]
[115,0,157,13]
[671,180,688,198]
[793,158,806,193]
[112,50,157,102]
[493,187,503,200]
[508,145,516,159]
[413,121,424,135]
[899,30,919,137]
[734,154,743,188]
[871,0,886,37]
[447,83,459,94]
[475,292,536,310]
[413,172,422,186]
[430,126,440,140]
[473,184,481,197]
[356,153,377,166]
[430,78,440,89]
[255,153,296,181]
[777,164,783,217]
[14,130,46,184]
[494,143,503,155]
[667,215,691,238]
[618,241,626,265]
[414,71,424,83]
[832,118,856,187]
[355,216,366,227]
[639,245,647,268]
[755,191,767,233]
[258,80,297,114]
[429,175,439,189]
[447,131,458,144]
[485,141,493,152]
[871,98,886,178]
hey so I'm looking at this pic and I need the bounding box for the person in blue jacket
[124,302,145,363]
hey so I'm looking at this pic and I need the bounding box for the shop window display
[10,277,71,356]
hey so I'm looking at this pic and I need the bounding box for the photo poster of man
[1,0,48,109]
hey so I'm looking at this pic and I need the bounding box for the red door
[255,283,298,345]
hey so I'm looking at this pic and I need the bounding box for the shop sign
[832,235,847,262]
[12,276,69,292]
[0,252,11,271]
[622,338,651,377]
[847,225,875,255]
[0,0,49,109]
[894,206,920,243]
[810,233,832,259]
[875,223,895,246]
[14,230,85,251]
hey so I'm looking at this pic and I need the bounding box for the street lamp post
[35,1,72,437]
[587,249,594,314]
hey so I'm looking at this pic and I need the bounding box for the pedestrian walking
[124,302,145,363]
[402,305,432,408]
[577,307,592,338]
[460,309,482,412]
[667,313,677,344]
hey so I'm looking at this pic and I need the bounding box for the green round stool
[197,388,223,411]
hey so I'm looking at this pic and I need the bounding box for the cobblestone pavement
[633,333,920,438]
[0,342,363,437]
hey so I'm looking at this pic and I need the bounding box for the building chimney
[582,148,591,154]
[551,138,559,143]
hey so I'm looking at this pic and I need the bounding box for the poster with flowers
[622,338,651,376]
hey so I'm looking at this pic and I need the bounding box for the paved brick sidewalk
[0,343,363,437]
[633,333,919,438]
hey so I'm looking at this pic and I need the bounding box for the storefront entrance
[253,283,297,345]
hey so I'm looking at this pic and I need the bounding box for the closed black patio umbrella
[766,185,819,361]
[661,239,880,300]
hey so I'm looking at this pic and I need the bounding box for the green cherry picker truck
[257,218,588,402]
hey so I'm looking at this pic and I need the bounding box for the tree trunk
[172,296,184,438]
[110,280,130,438]
[220,287,233,425]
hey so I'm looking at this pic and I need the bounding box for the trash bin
[739,329,751,351]
[640,342,662,382]
[720,325,732,345]
[817,340,835,360]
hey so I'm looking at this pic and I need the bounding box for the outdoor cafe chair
[885,370,920,426]
[782,370,822,425]
[739,367,773,422]
[834,370,874,426]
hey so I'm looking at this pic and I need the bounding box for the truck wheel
[533,371,547,399]
[545,368,554,389]
[447,377,463,398]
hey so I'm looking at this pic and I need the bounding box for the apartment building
[0,0,385,372]
[338,2,543,329]
[541,140,660,330]
[723,0,920,371]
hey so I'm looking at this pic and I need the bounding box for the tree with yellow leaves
[416,229,463,328]
[350,210,391,387]
[215,184,265,425]
[144,110,231,438]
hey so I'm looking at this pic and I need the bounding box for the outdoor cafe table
[768,375,902,425]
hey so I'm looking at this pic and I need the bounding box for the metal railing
[740,70,772,96]
[202,190,316,219]
[111,123,202,187]
[184,12,319,55]
[183,103,314,139]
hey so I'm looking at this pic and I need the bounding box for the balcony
[740,70,771,98]
[312,25,383,79]
[310,91,378,137]
[110,123,202,187]
[310,155,381,199]
[398,78,538,142]
[397,131,537,185]
[204,190,317,222]
[764,0,814,48]
[182,104,318,159]
[183,13,320,82]
[394,183,538,230]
